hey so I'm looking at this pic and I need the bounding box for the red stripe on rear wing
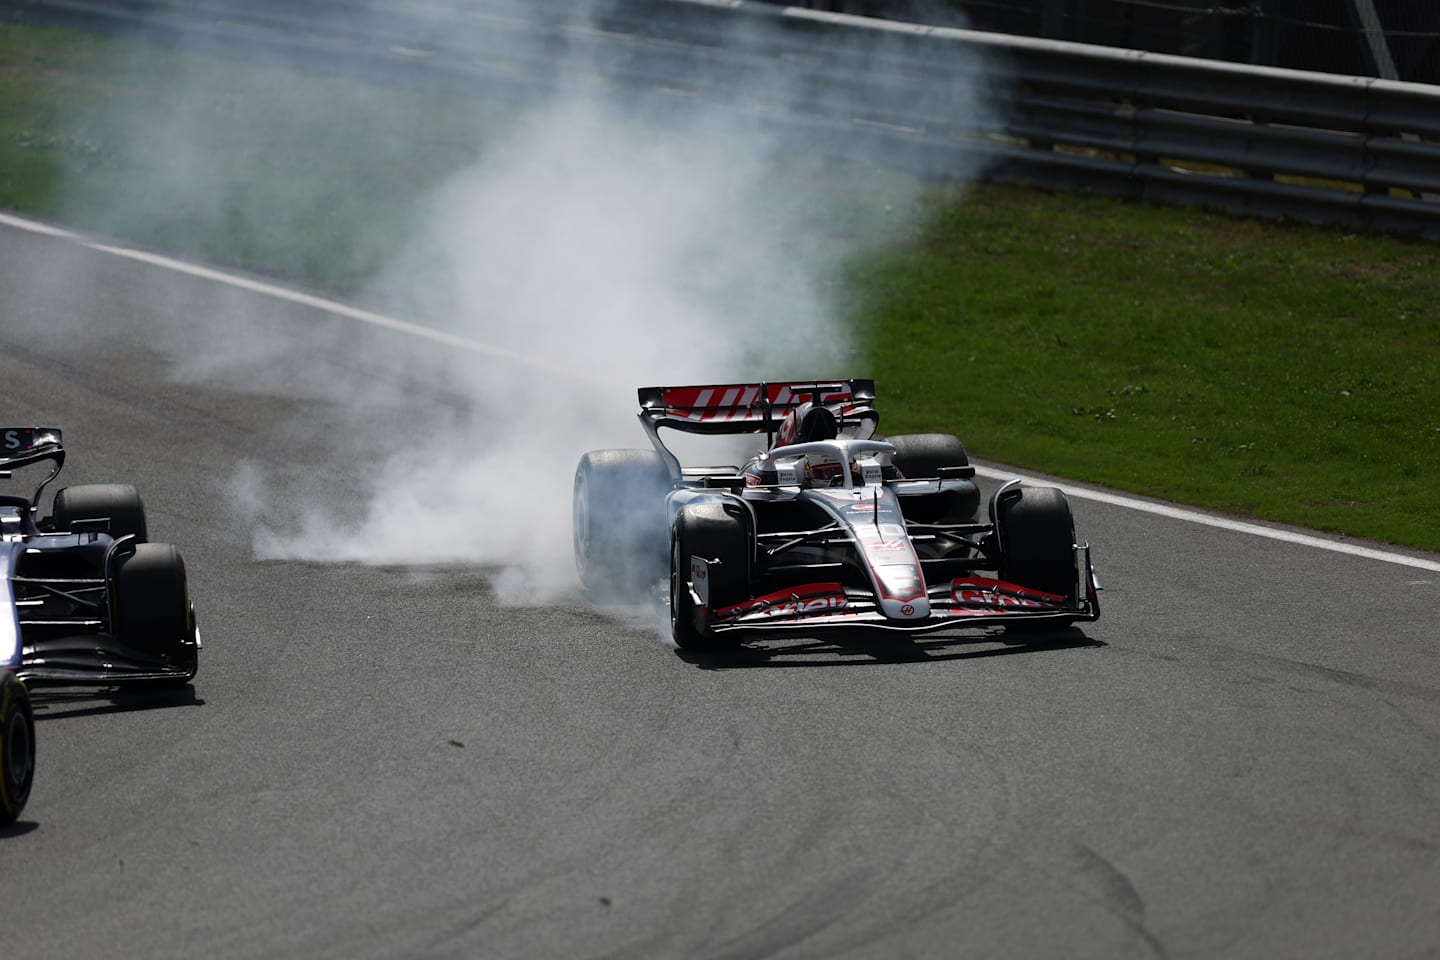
[638,380,875,424]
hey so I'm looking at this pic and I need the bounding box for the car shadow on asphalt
[676,626,1105,669]
[28,684,204,720]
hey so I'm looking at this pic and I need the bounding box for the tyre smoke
[24,0,997,603]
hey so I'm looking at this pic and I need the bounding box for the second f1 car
[2,427,201,824]
[573,379,1100,650]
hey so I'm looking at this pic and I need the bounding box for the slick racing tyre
[670,503,747,652]
[52,483,148,542]
[887,433,980,523]
[573,449,671,602]
[115,543,198,683]
[996,485,1078,602]
[1,674,35,827]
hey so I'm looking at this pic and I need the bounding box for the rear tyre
[887,433,969,477]
[115,542,197,682]
[0,675,35,827]
[887,433,980,523]
[573,450,671,602]
[53,483,148,542]
[996,486,1078,601]
[670,503,748,651]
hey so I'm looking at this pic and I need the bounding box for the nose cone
[875,565,928,619]
[879,595,930,619]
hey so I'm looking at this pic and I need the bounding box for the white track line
[5,210,1438,573]
[0,212,579,377]
[973,466,1440,574]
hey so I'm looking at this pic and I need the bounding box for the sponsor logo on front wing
[949,578,1064,614]
[717,583,849,621]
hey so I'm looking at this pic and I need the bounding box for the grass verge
[856,191,1440,549]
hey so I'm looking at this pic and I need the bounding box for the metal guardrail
[6,0,1440,238]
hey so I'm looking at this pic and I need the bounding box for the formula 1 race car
[573,380,1099,650]
[1,427,201,822]
[2,427,200,686]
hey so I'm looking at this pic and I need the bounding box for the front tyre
[116,543,198,683]
[0,674,35,826]
[670,503,748,652]
[996,486,1078,601]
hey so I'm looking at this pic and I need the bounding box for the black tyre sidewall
[0,675,34,826]
[997,486,1078,600]
[670,503,748,651]
[115,543,194,671]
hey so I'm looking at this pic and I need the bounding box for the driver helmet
[776,401,838,447]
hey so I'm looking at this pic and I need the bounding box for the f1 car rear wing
[0,428,65,510]
[638,380,878,441]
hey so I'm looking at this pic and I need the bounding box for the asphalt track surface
[3,221,1439,960]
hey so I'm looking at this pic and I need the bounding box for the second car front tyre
[0,675,35,827]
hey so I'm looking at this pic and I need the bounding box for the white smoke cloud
[247,92,863,602]
[36,0,998,604]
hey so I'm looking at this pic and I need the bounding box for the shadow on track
[29,684,204,721]
[676,626,1104,670]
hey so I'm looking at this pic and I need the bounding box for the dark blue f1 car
[2,427,200,825]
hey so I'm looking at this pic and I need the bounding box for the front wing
[20,631,200,685]
[701,555,1100,636]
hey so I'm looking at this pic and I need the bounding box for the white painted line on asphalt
[0,211,76,238]
[0,211,581,378]
[86,243,586,376]
[975,465,1440,573]
[5,210,1438,573]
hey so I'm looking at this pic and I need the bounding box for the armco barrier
[5,0,1440,237]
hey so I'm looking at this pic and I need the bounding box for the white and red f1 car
[573,379,1100,650]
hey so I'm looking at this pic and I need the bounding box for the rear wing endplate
[0,427,66,509]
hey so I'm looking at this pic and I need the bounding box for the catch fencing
[7,0,1440,237]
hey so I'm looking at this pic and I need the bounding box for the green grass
[857,192,1440,548]
[0,24,519,292]
[4,21,1439,551]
